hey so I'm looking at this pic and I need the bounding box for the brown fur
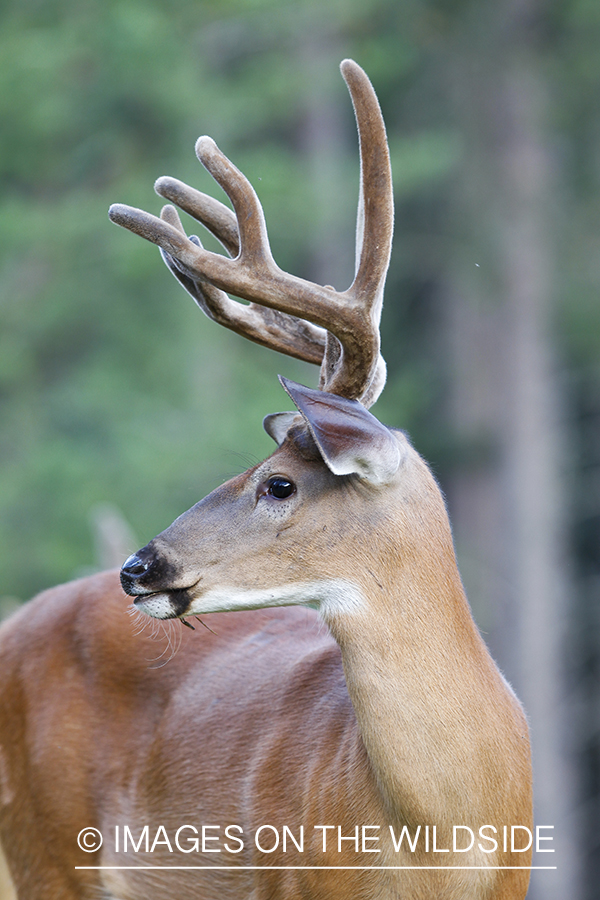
[0,431,532,899]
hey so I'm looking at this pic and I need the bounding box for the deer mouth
[131,587,193,620]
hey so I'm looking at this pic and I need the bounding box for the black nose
[122,554,150,578]
[120,551,154,595]
[120,543,176,596]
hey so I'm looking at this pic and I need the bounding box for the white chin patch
[187,579,365,618]
[134,593,177,619]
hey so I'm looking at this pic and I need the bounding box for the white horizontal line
[75,865,556,871]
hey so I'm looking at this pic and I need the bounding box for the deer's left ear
[263,412,299,446]
[280,377,401,485]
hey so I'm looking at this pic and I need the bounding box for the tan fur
[0,838,17,900]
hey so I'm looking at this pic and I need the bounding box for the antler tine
[316,59,393,407]
[342,59,394,312]
[193,135,277,266]
[108,60,393,407]
[158,203,325,364]
[156,176,240,257]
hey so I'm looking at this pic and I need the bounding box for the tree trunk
[445,4,581,897]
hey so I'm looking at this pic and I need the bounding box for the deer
[0,60,532,900]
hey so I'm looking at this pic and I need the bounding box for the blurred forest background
[1,0,599,897]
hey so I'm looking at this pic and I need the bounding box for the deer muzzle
[120,544,195,619]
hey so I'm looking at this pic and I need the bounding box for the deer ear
[279,377,401,485]
[263,412,299,446]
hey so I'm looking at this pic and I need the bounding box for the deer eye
[266,476,296,500]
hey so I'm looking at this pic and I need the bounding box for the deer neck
[322,506,520,831]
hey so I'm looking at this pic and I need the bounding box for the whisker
[195,616,218,635]
[147,620,180,668]
[127,606,185,667]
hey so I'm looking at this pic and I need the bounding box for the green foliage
[0,0,462,600]
[18,0,600,604]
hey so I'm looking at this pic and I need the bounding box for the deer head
[110,59,404,619]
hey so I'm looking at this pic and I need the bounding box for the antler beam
[108,59,393,407]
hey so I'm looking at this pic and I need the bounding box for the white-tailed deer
[0,60,532,899]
